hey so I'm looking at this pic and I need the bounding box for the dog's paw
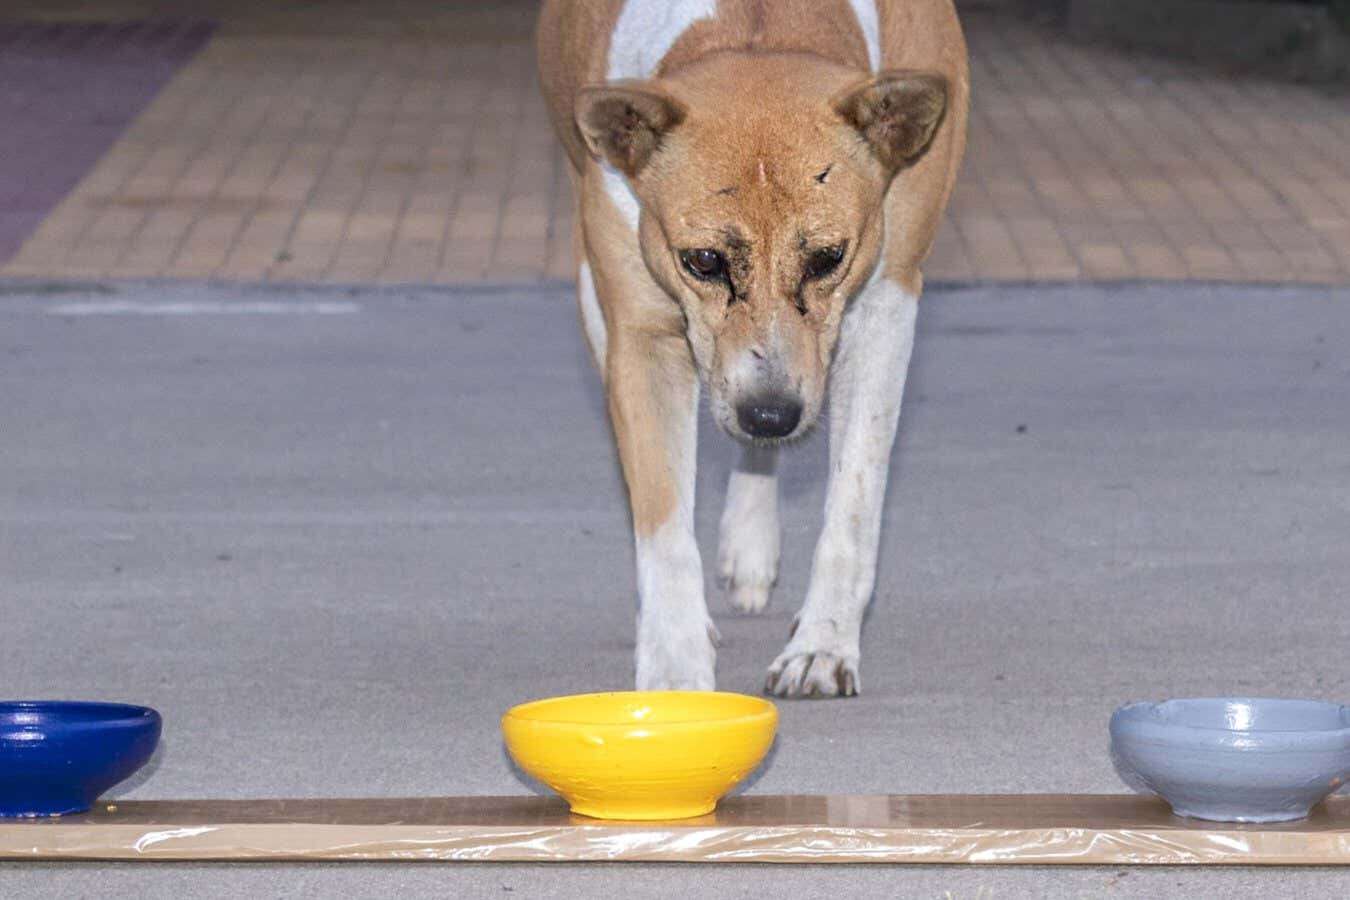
[636,619,718,691]
[764,620,860,699]
[725,580,771,615]
[717,521,778,615]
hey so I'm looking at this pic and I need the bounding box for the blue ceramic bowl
[0,701,161,817]
[1111,698,1350,823]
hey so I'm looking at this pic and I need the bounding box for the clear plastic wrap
[1,795,1346,864]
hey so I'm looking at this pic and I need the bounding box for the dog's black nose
[736,397,803,439]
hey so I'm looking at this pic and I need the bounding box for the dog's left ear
[576,82,686,178]
[833,71,948,173]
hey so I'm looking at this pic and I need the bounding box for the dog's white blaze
[607,0,718,80]
[576,260,608,366]
[722,346,767,418]
[847,0,882,71]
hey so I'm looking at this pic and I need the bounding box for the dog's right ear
[576,83,685,177]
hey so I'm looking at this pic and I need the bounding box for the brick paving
[1,1,1348,286]
[0,20,213,264]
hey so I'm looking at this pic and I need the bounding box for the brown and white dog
[537,0,968,697]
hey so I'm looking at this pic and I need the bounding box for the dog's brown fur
[540,0,966,538]
[537,1,968,694]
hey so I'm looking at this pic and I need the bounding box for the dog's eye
[804,244,846,280]
[680,248,727,281]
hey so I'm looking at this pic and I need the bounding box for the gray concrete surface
[1,279,1348,897]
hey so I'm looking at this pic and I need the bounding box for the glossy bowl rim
[502,690,778,730]
[1111,698,1350,753]
[1,699,159,719]
[0,701,161,736]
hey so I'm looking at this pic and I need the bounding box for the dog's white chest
[846,0,882,70]
[608,0,881,80]
[607,0,718,80]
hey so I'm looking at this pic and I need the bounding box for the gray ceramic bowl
[1110,698,1350,823]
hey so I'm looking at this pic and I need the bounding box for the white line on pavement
[46,300,362,316]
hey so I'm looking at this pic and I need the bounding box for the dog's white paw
[717,507,778,615]
[636,617,718,691]
[725,580,771,614]
[764,619,861,699]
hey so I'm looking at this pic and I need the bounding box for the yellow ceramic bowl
[501,691,778,820]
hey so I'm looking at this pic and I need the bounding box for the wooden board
[2,795,1347,864]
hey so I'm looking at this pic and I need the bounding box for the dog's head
[577,54,946,443]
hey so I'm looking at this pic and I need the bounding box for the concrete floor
[1,279,1347,897]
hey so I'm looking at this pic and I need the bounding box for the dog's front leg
[718,445,779,614]
[766,277,919,698]
[608,329,716,691]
